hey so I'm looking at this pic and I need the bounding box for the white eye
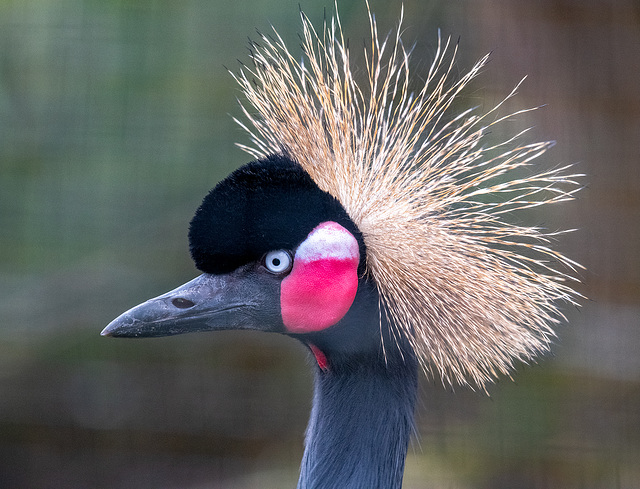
[264,250,292,274]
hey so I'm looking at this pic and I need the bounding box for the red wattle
[309,344,329,371]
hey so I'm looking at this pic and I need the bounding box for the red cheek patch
[281,222,359,333]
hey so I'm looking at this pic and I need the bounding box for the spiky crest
[231,3,582,388]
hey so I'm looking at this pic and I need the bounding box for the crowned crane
[102,5,580,488]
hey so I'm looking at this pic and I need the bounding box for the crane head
[103,5,581,387]
[101,155,390,365]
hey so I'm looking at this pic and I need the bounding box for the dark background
[1,1,638,488]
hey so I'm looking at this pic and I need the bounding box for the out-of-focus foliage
[1,1,638,488]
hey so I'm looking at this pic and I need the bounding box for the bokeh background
[1,0,638,488]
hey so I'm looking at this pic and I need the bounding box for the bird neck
[296,353,418,489]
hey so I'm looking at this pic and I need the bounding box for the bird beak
[101,271,274,337]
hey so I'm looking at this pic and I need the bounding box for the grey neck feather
[296,356,418,489]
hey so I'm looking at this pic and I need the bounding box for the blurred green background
[1,0,638,488]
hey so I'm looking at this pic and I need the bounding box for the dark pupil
[272,257,281,267]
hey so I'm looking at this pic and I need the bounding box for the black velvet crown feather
[188,154,366,275]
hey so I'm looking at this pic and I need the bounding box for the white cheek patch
[295,221,359,262]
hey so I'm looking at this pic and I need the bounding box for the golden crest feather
[232,4,582,387]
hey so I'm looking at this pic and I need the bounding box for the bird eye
[264,250,292,274]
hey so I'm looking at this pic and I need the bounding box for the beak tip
[101,314,136,338]
[101,321,121,337]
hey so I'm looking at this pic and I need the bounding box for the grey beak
[102,272,266,338]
